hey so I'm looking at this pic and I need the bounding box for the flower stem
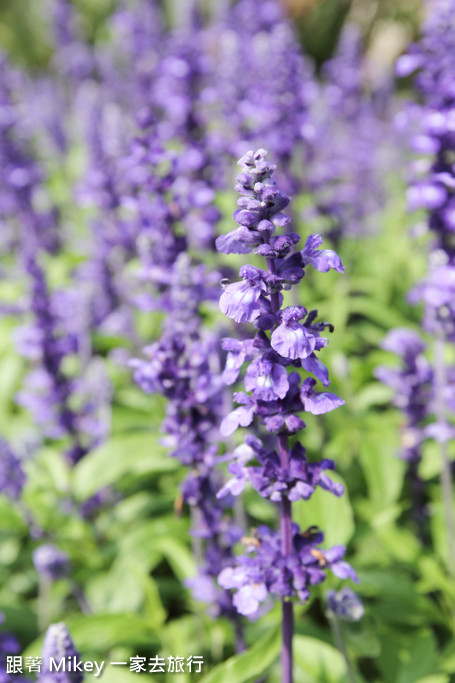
[330,615,357,683]
[433,332,455,575]
[38,577,51,632]
[266,252,294,683]
[278,433,294,683]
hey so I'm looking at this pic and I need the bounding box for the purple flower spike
[0,438,26,501]
[132,254,243,620]
[40,622,83,682]
[216,150,352,679]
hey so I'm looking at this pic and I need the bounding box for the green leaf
[353,383,395,413]
[396,631,438,683]
[199,626,281,683]
[417,556,455,601]
[72,433,177,499]
[428,491,455,571]
[151,536,197,581]
[117,518,192,575]
[358,570,444,627]
[374,524,421,564]
[293,472,354,547]
[358,415,405,508]
[347,297,408,330]
[24,614,158,656]
[293,635,350,682]
[420,441,444,481]
[95,668,141,683]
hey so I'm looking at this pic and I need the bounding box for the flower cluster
[219,525,356,616]
[0,437,26,501]
[216,149,356,617]
[305,25,396,240]
[132,255,241,619]
[376,329,433,464]
[379,0,455,543]
[0,53,60,257]
[211,0,315,192]
[16,253,110,465]
[40,622,82,683]
[397,0,455,330]
[375,329,433,526]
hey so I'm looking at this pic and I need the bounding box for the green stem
[330,616,357,683]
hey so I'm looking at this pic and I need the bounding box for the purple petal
[234,208,260,227]
[331,561,359,582]
[289,481,315,501]
[220,405,255,437]
[217,477,246,498]
[319,473,344,497]
[223,350,246,385]
[271,322,316,360]
[301,234,344,273]
[395,53,423,77]
[302,391,345,415]
[233,583,267,615]
[220,280,262,323]
[301,354,330,386]
[245,358,289,401]
[218,566,243,589]
[216,227,260,254]
[324,545,346,563]
[407,183,447,212]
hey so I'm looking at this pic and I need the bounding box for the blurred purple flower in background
[39,622,83,683]
[32,545,70,583]
[326,587,364,622]
[0,437,26,501]
[375,328,433,527]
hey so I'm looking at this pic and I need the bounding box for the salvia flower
[391,0,455,553]
[218,525,357,617]
[33,544,70,582]
[16,253,110,466]
[132,254,242,620]
[40,622,83,683]
[375,328,432,464]
[0,53,60,256]
[305,24,396,240]
[0,437,26,501]
[326,587,364,623]
[216,150,355,682]
[397,0,455,298]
